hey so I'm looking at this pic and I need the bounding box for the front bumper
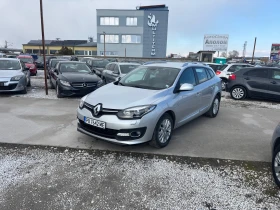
[0,80,25,93]
[77,106,159,145]
[59,85,99,97]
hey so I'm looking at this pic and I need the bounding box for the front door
[243,68,270,98]
[269,69,280,100]
[172,67,200,127]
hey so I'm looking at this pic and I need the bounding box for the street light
[103,31,106,57]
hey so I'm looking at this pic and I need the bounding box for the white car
[216,63,253,90]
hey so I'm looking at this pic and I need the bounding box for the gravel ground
[0,145,280,210]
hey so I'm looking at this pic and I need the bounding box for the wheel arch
[273,137,280,152]
[164,110,176,128]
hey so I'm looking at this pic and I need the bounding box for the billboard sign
[203,34,229,51]
[270,44,280,61]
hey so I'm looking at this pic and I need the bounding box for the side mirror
[115,77,121,82]
[179,83,194,91]
[54,69,59,74]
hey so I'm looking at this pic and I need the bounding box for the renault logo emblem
[83,83,87,87]
[93,104,102,116]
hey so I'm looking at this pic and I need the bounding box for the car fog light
[117,133,130,137]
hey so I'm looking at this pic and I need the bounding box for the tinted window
[179,68,196,86]
[119,65,140,74]
[245,69,268,78]
[59,63,91,73]
[228,65,244,73]
[194,67,208,83]
[272,70,280,80]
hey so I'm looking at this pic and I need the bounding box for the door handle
[196,92,201,96]
[271,81,277,84]
[244,77,250,80]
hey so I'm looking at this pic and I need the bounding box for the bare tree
[220,52,227,57]
[228,50,239,58]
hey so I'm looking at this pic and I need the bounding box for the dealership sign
[203,34,229,51]
[147,13,159,56]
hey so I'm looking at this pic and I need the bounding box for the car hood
[60,72,101,82]
[86,83,168,109]
[0,70,23,78]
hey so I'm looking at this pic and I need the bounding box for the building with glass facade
[97,5,169,58]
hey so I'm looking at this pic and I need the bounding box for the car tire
[21,86,27,94]
[230,86,247,100]
[221,79,227,90]
[49,78,54,89]
[27,78,31,87]
[56,83,63,98]
[205,95,220,118]
[272,144,280,188]
[149,113,173,148]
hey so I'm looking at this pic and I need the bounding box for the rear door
[243,68,270,98]
[269,69,280,100]
[193,67,213,113]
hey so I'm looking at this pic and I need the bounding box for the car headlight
[79,95,88,109]
[60,80,71,87]
[97,79,103,87]
[117,105,156,119]
[11,76,24,81]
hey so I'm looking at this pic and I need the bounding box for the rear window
[220,65,228,71]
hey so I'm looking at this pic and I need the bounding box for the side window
[272,70,280,80]
[110,64,115,71]
[106,64,112,71]
[194,67,208,84]
[113,65,119,74]
[206,68,215,78]
[245,69,268,78]
[179,68,196,86]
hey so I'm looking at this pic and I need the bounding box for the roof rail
[143,61,167,65]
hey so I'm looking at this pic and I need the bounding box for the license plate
[84,117,106,129]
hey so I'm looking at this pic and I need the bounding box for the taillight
[216,70,221,75]
[229,74,236,80]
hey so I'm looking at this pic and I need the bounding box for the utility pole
[125,48,126,58]
[103,32,106,57]
[251,37,257,64]
[40,0,48,95]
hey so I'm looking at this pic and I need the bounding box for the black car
[226,67,280,101]
[35,56,44,69]
[85,58,109,77]
[46,56,57,67]
[49,61,103,98]
[48,59,68,77]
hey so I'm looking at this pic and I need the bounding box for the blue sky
[0,0,278,57]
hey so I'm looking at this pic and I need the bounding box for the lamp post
[103,31,106,57]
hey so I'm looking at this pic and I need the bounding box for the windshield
[92,60,109,68]
[120,64,140,74]
[19,58,33,63]
[0,60,21,70]
[59,63,91,73]
[119,66,180,90]
[51,60,66,68]
[220,65,228,71]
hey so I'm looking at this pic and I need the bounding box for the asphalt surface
[0,96,279,162]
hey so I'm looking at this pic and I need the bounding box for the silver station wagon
[77,62,222,148]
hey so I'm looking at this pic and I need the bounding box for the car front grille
[84,102,119,115]
[0,84,17,90]
[79,120,118,139]
[71,82,97,88]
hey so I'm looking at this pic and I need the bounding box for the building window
[122,35,141,43]
[100,17,119,25]
[25,49,32,53]
[100,35,119,43]
[92,51,97,55]
[75,50,84,55]
[126,17,137,26]
[100,51,118,56]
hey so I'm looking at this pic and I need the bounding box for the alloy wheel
[158,119,172,143]
[213,98,219,115]
[274,151,280,182]
[232,88,244,99]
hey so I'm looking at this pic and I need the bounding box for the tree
[220,52,227,57]
[58,46,73,55]
[228,50,239,58]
